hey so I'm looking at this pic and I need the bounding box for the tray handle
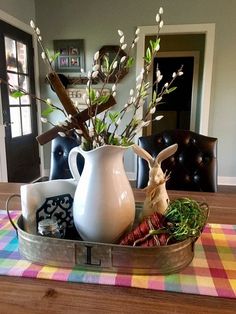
[6,194,21,234]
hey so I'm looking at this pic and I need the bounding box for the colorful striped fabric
[0,210,235,298]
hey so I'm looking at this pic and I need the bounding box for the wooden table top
[0,182,236,313]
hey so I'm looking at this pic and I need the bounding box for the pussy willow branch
[142,65,184,122]
[100,29,138,130]
[0,77,65,116]
[118,26,163,140]
[31,27,54,73]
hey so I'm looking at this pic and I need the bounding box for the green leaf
[140,91,148,98]
[101,55,109,73]
[108,111,120,123]
[145,47,152,63]
[96,94,110,105]
[149,40,154,51]
[148,100,153,109]
[140,83,149,98]
[153,38,160,52]
[10,90,25,98]
[165,86,177,94]
[120,136,133,146]
[152,90,157,103]
[108,133,113,144]
[125,56,134,68]
[42,107,54,116]
[51,51,60,62]
[143,82,150,89]
[89,88,96,102]
[130,118,140,128]
[108,134,120,145]
[46,49,60,62]
[95,118,107,134]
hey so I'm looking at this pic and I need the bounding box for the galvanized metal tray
[14,203,196,275]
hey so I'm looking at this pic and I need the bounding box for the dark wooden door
[0,20,40,182]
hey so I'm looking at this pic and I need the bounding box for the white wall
[0,0,35,22]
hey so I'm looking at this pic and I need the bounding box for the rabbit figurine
[133,143,178,218]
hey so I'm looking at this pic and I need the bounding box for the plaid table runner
[0,210,235,298]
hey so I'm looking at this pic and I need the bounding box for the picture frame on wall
[54,39,85,73]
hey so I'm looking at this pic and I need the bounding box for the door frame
[0,8,44,181]
[136,23,215,137]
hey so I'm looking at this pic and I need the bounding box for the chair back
[136,129,217,192]
[49,135,84,180]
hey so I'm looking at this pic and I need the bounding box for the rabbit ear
[154,143,178,166]
[132,144,154,167]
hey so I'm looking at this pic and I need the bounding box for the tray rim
[16,214,195,250]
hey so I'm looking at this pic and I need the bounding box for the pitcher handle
[6,194,20,233]
[68,146,81,181]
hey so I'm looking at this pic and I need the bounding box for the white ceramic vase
[68,145,135,243]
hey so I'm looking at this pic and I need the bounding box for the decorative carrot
[119,212,168,246]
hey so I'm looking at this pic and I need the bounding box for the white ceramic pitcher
[68,145,135,243]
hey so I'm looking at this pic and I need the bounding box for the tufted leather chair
[136,129,218,192]
[49,134,84,180]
